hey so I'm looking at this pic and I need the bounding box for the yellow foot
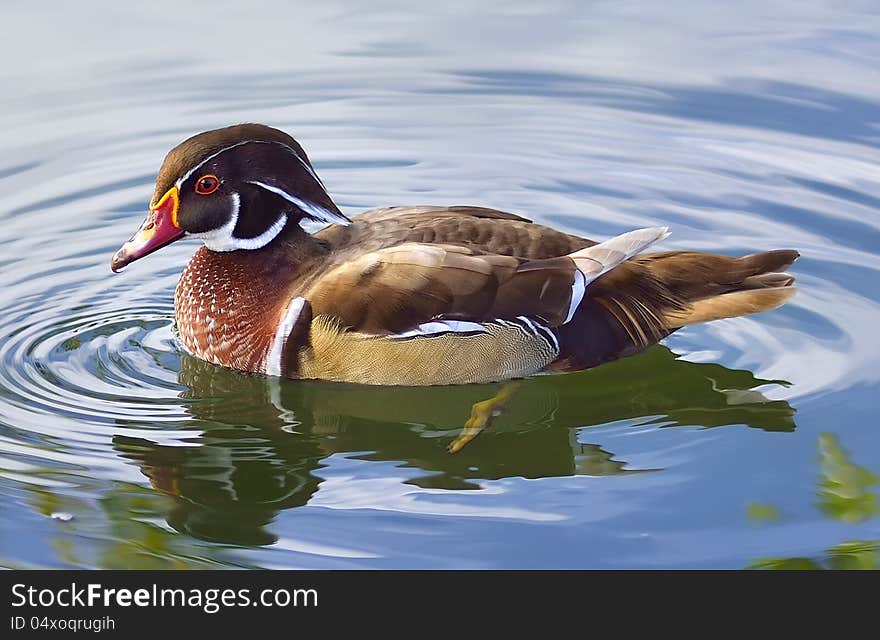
[448,382,521,454]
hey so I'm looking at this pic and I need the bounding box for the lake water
[1,1,878,569]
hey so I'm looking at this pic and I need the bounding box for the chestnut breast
[174,246,299,373]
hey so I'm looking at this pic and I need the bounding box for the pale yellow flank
[298,316,557,386]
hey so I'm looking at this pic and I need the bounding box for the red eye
[195,174,220,195]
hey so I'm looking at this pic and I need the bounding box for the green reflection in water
[746,503,782,522]
[21,482,246,569]
[748,433,879,570]
[750,540,878,571]
[106,345,796,547]
[817,433,878,524]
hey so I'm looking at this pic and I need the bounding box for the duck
[110,123,799,387]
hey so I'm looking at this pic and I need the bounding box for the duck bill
[110,187,184,272]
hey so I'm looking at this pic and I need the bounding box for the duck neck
[269,221,332,264]
[174,224,330,373]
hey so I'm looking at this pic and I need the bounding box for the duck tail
[656,249,799,327]
[552,245,799,371]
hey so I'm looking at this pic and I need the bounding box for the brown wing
[303,228,671,335]
[307,218,799,376]
[303,242,585,334]
[351,205,535,223]
[314,205,594,260]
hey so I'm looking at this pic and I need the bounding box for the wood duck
[110,123,799,387]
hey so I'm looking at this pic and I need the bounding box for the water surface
[1,1,878,568]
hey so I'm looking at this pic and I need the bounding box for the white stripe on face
[175,139,323,190]
[248,180,349,226]
[265,296,307,377]
[176,140,253,189]
[188,192,287,251]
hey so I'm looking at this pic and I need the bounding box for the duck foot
[448,381,521,454]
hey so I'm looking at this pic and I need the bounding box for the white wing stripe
[391,319,488,339]
[389,316,559,353]
[563,226,670,324]
[564,269,586,324]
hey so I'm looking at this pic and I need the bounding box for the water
[1,1,878,569]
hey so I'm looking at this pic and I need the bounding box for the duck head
[110,123,348,272]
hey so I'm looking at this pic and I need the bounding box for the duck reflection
[113,346,796,545]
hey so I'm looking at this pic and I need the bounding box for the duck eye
[195,174,220,195]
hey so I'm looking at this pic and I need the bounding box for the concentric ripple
[1,304,181,423]
[0,246,200,479]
